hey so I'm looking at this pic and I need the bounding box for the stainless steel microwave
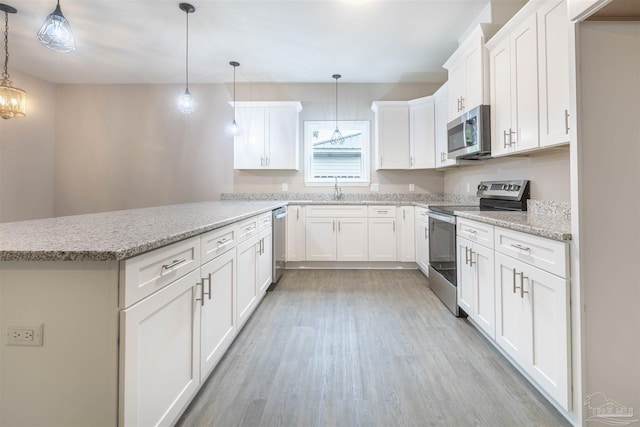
[447,105,491,160]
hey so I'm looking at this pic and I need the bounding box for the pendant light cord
[3,11,9,80]
[185,9,189,90]
[233,64,236,121]
[334,76,338,130]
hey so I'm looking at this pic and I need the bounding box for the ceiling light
[229,61,240,136]
[329,74,343,145]
[177,3,195,114]
[0,4,26,120]
[37,0,76,53]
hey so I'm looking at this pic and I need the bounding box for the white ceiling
[7,0,494,84]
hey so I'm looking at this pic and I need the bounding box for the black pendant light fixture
[229,61,240,136]
[177,3,195,114]
[0,3,26,119]
[329,74,343,145]
[37,0,76,53]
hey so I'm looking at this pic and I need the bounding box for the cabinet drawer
[367,206,397,218]
[457,218,494,248]
[258,212,272,232]
[121,236,201,308]
[201,224,237,264]
[306,205,368,218]
[236,216,259,242]
[495,227,568,278]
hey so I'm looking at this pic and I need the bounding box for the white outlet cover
[6,323,44,346]
[409,184,415,192]
[282,183,288,192]
[370,183,380,192]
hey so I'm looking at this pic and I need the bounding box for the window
[304,120,370,185]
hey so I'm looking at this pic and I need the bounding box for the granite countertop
[0,201,286,262]
[455,210,572,241]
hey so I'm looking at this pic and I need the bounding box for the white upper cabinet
[488,0,570,157]
[408,97,436,169]
[443,25,496,121]
[372,101,411,169]
[433,83,458,168]
[232,101,302,170]
[489,13,539,157]
[537,0,570,147]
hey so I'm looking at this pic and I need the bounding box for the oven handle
[426,210,456,224]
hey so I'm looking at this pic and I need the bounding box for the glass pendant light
[329,74,343,145]
[177,3,195,114]
[0,4,26,120]
[229,61,241,136]
[37,0,76,53]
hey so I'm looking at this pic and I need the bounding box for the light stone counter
[454,210,572,241]
[0,201,286,262]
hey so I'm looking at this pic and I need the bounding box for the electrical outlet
[6,323,43,346]
[370,183,380,192]
[409,183,415,192]
[281,183,288,192]
[466,182,471,193]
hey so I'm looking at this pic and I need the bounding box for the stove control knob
[477,184,487,191]
[502,184,509,191]
[512,184,520,191]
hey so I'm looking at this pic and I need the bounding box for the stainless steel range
[427,180,530,316]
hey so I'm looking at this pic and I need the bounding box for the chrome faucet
[334,177,343,200]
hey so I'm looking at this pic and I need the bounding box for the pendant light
[329,74,343,145]
[229,61,240,136]
[177,3,195,114]
[37,0,76,53]
[0,4,26,120]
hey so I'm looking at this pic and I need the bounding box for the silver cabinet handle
[410,156,414,166]
[520,273,529,298]
[465,247,470,266]
[424,227,427,239]
[202,274,212,301]
[217,237,231,246]
[465,228,477,234]
[510,244,531,252]
[161,259,186,273]
[296,209,299,220]
[196,279,207,306]
[338,220,341,233]
[377,210,388,214]
[261,157,265,166]
[503,130,510,148]
[469,249,476,267]
[245,224,256,232]
[265,156,269,167]
[403,209,406,220]
[332,220,335,233]
[564,109,570,134]
[513,268,518,294]
[460,97,465,111]
[510,129,517,145]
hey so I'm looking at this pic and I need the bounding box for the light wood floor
[177,269,570,427]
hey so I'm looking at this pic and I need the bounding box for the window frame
[303,120,371,186]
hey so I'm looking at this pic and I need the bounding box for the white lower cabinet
[494,232,570,410]
[236,234,260,329]
[368,206,397,261]
[397,206,415,262]
[200,249,237,381]
[415,207,429,275]
[305,217,338,261]
[258,226,273,294]
[336,218,368,261]
[286,205,305,261]
[120,268,201,427]
[305,206,368,261]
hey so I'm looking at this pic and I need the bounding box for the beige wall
[443,149,571,202]
[54,84,234,216]
[0,70,55,222]
[231,82,445,195]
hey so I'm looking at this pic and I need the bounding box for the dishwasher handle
[273,207,287,219]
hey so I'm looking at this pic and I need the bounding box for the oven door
[427,212,457,286]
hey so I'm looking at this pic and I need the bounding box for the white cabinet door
[447,58,465,120]
[495,252,531,368]
[473,243,495,339]
[490,37,513,158]
[373,103,410,169]
[305,217,337,261]
[336,218,368,261]
[463,39,484,111]
[234,107,266,169]
[538,0,570,148]
[266,106,299,169]
[236,235,260,328]
[368,217,397,261]
[286,205,305,261]
[434,83,457,168]
[258,229,273,294]
[409,98,436,169]
[200,250,236,381]
[457,237,474,315]
[120,269,201,427]
[510,13,540,153]
[397,206,415,262]
[415,209,429,274]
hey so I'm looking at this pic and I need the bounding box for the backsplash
[220,192,479,203]
[527,200,571,219]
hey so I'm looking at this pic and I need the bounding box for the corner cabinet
[231,101,303,170]
[372,98,436,170]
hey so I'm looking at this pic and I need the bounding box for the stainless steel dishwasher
[270,206,287,287]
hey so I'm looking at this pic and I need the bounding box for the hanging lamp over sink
[178,3,195,114]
